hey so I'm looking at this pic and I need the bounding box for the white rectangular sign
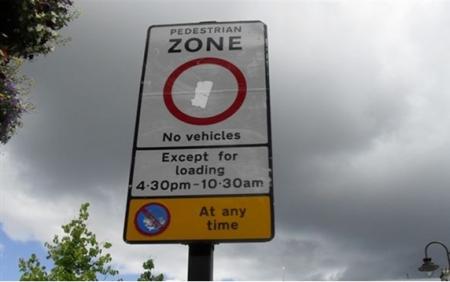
[125,21,273,243]
[132,147,270,197]
[136,21,269,148]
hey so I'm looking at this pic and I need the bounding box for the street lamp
[418,241,450,281]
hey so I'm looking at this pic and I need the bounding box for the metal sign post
[124,20,272,280]
[188,243,214,281]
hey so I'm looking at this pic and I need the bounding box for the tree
[137,259,164,281]
[18,203,119,281]
[18,254,48,281]
[0,0,77,144]
[0,57,32,144]
[0,0,77,60]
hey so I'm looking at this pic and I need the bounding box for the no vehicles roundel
[163,57,247,126]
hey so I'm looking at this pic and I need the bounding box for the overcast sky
[2,0,450,280]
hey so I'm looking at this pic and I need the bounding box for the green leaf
[18,202,120,281]
[137,259,164,281]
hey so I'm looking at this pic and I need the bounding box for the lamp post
[418,241,450,281]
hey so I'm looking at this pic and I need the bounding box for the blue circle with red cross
[134,203,170,236]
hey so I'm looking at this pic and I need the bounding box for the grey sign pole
[188,243,214,281]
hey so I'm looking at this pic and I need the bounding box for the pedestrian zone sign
[124,21,273,243]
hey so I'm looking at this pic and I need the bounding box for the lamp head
[418,257,439,272]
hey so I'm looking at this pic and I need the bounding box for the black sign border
[123,20,274,244]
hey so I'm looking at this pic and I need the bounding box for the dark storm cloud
[270,1,450,279]
[10,9,142,194]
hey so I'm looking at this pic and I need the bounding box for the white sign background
[132,147,270,197]
[136,21,269,148]
[128,21,272,200]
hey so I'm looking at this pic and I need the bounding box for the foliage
[18,254,49,281]
[18,203,119,281]
[0,0,77,60]
[0,58,33,144]
[137,259,164,281]
[0,0,77,144]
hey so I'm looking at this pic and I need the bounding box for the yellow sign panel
[124,196,272,242]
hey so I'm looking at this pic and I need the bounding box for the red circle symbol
[163,57,247,125]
